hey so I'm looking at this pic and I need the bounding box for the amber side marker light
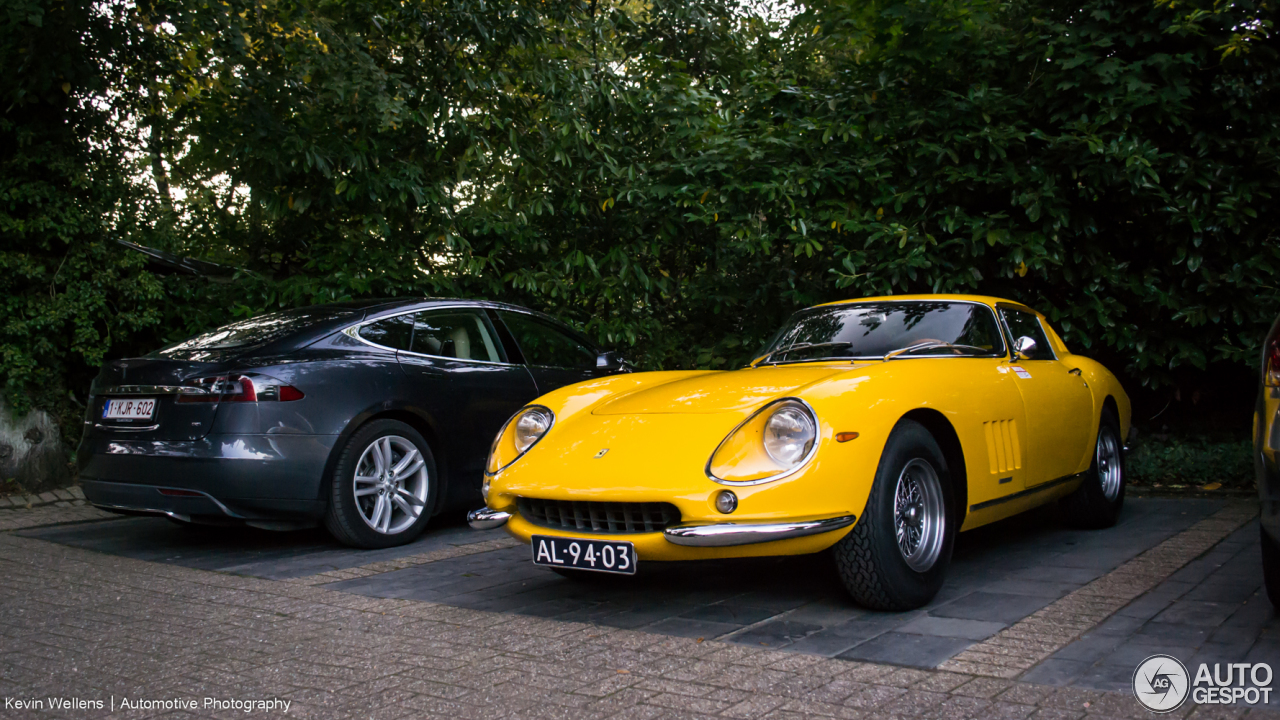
[1267,340,1280,387]
[836,432,860,443]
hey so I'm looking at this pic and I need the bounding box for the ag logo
[1133,654,1190,713]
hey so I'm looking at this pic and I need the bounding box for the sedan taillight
[176,374,304,403]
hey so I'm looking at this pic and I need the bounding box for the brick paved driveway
[2,497,1277,718]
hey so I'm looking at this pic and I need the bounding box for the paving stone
[644,617,741,640]
[899,616,1007,641]
[943,503,1258,679]
[1152,601,1237,628]
[932,592,1058,624]
[1018,659,1092,687]
[4,496,1276,719]
[679,602,781,625]
[727,620,824,649]
[837,632,974,667]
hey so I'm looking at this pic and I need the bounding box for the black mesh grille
[516,497,680,534]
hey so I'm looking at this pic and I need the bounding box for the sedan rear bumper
[82,481,242,522]
[77,433,336,521]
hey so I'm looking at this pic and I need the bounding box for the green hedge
[1127,436,1254,490]
[3,0,1278,450]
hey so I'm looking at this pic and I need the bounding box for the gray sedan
[78,298,626,548]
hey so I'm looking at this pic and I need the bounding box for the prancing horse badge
[593,449,610,459]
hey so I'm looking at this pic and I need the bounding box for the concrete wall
[0,402,71,494]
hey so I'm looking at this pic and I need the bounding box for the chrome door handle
[1068,368,1082,376]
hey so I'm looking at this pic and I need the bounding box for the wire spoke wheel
[893,458,946,573]
[1096,427,1123,501]
[353,435,428,535]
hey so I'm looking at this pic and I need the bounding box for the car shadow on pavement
[16,511,504,580]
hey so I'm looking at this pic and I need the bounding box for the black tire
[1263,527,1280,608]
[832,419,955,611]
[1060,409,1125,528]
[324,419,437,549]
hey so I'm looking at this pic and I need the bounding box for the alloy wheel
[353,435,429,534]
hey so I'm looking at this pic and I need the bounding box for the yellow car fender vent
[983,419,1022,474]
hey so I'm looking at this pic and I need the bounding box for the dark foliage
[2,0,1277,449]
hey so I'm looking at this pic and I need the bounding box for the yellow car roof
[815,293,1037,315]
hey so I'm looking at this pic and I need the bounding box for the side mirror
[1013,336,1037,360]
[596,350,626,371]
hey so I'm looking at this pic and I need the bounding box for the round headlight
[513,407,554,454]
[763,404,816,467]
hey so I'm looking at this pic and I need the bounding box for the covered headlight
[486,405,555,475]
[514,407,553,453]
[764,405,816,465]
[707,399,819,484]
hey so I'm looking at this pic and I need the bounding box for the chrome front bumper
[468,505,856,548]
[467,507,512,530]
[663,515,856,547]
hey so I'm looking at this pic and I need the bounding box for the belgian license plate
[531,534,636,575]
[102,398,156,420]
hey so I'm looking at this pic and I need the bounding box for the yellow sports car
[468,294,1130,609]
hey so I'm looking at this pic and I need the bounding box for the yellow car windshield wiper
[757,341,854,366]
[883,341,990,361]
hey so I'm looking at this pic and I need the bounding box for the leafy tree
[1,0,165,441]
[4,0,1279,461]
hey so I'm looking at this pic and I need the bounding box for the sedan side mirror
[596,350,627,371]
[1013,336,1037,360]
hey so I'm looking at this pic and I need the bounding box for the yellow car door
[998,305,1095,487]
[952,355,1033,513]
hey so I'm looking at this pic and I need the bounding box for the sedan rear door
[395,308,538,495]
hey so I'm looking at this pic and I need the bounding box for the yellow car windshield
[758,301,1007,364]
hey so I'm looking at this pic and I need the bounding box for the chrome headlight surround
[705,398,820,486]
[485,405,555,476]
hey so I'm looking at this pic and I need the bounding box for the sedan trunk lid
[87,358,230,441]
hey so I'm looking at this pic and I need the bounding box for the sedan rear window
[158,308,350,354]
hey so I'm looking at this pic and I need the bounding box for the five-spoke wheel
[353,435,429,535]
[325,420,436,548]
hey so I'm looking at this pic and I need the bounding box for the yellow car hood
[593,364,863,415]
